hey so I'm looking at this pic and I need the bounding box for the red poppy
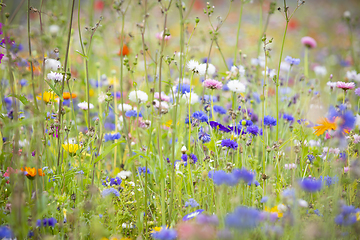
[118,44,130,56]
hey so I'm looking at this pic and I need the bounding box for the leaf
[7,94,31,106]
[0,130,3,154]
[75,50,88,59]
[44,80,63,100]
[93,140,124,164]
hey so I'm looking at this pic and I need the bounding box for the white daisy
[313,66,327,77]
[128,90,148,104]
[78,101,94,110]
[45,58,61,71]
[118,103,132,112]
[187,60,199,72]
[182,92,199,104]
[227,80,246,93]
[346,70,360,82]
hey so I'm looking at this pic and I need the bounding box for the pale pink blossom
[325,132,331,140]
[336,81,355,90]
[344,167,349,173]
[285,163,297,170]
[329,148,340,155]
[301,36,317,48]
[154,92,170,102]
[203,79,223,90]
[354,134,360,144]
[156,31,171,41]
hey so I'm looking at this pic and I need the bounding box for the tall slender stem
[234,1,243,65]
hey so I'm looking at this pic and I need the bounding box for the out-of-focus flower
[285,163,296,169]
[301,36,317,48]
[125,110,142,118]
[21,167,45,179]
[197,63,216,76]
[187,60,200,72]
[298,178,322,192]
[182,92,199,104]
[101,188,120,197]
[128,90,148,103]
[62,144,79,155]
[182,209,204,221]
[313,118,337,136]
[37,91,57,103]
[45,58,61,71]
[346,70,360,82]
[313,66,327,77]
[285,56,300,65]
[185,198,199,208]
[47,71,63,82]
[117,170,132,179]
[154,92,170,102]
[151,226,177,240]
[118,44,130,56]
[104,132,121,142]
[63,92,77,100]
[264,206,283,218]
[156,31,171,41]
[221,139,238,150]
[203,79,223,90]
[327,81,337,89]
[37,218,57,227]
[227,80,246,93]
[118,103,132,112]
[225,206,261,230]
[198,127,211,143]
[78,101,94,110]
[137,167,151,175]
[264,115,277,126]
[334,204,359,226]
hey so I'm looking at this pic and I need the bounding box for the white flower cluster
[346,70,360,82]
[227,80,246,93]
[186,60,216,76]
[78,101,94,110]
[45,58,61,71]
[47,71,64,82]
[128,90,148,104]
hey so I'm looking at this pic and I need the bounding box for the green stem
[304,46,309,78]
[234,2,243,65]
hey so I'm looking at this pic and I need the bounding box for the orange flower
[38,169,45,176]
[63,92,77,100]
[118,44,130,56]
[313,118,337,136]
[21,167,45,179]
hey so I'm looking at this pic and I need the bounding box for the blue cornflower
[264,115,277,126]
[285,56,300,66]
[102,176,122,187]
[185,198,199,208]
[202,95,218,103]
[36,218,57,227]
[314,209,323,217]
[260,196,269,203]
[192,111,209,123]
[137,167,151,175]
[225,206,261,230]
[176,83,191,94]
[334,204,359,226]
[125,110,143,118]
[183,209,204,221]
[208,170,237,186]
[221,139,238,150]
[228,125,246,135]
[328,105,355,133]
[198,127,211,143]
[101,188,120,197]
[104,132,121,142]
[307,154,315,163]
[240,119,253,126]
[282,114,294,122]
[196,214,219,225]
[247,125,260,136]
[213,105,227,115]
[298,178,323,192]
[209,121,231,132]
[232,168,255,184]
[20,79,28,86]
[104,122,116,131]
[320,175,338,187]
[0,226,13,239]
[181,153,198,166]
[152,227,177,240]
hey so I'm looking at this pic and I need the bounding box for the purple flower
[185,198,199,208]
[334,204,359,226]
[209,121,231,132]
[246,125,260,136]
[225,206,261,230]
[196,214,219,225]
[125,110,142,117]
[282,114,294,122]
[298,178,322,192]
[182,209,204,221]
[101,188,120,197]
[104,132,121,142]
[137,167,151,175]
[198,127,211,143]
[221,139,238,150]
[181,153,198,166]
[213,105,227,115]
[285,56,300,65]
[355,88,360,96]
[264,115,277,126]
[152,226,177,240]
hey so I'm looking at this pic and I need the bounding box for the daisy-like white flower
[49,25,60,35]
[197,63,216,76]
[47,71,64,82]
[336,81,355,90]
[118,103,132,112]
[346,70,360,82]
[203,79,223,90]
[182,92,199,104]
[153,100,169,109]
[45,58,61,71]
[238,65,245,77]
[154,92,170,102]
[117,170,132,179]
[327,81,337,89]
[128,90,148,103]
[98,92,106,103]
[78,101,94,110]
[313,66,327,77]
[262,67,276,78]
[187,60,200,72]
[227,80,246,93]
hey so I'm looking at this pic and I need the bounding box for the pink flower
[325,132,332,140]
[156,31,171,41]
[285,163,296,170]
[203,79,223,90]
[301,36,317,48]
[336,81,355,90]
[354,134,360,144]
[154,92,170,102]
[344,167,349,173]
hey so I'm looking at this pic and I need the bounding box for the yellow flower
[313,117,337,136]
[89,89,95,97]
[62,144,79,155]
[357,212,360,221]
[37,91,57,103]
[264,206,283,218]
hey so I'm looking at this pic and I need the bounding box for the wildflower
[154,92,171,102]
[118,103,132,112]
[175,83,191,94]
[334,204,360,226]
[182,209,204,221]
[264,206,283,218]
[225,206,261,230]
[320,176,338,187]
[187,60,200,72]
[128,90,148,103]
[198,127,211,143]
[47,71,63,82]
[101,188,120,197]
[117,170,132,179]
[283,114,294,122]
[45,58,61,71]
[137,167,151,175]
[313,66,327,77]
[355,88,360,96]
[185,198,199,208]
[301,36,317,48]
[181,153,198,166]
[298,178,323,192]
[191,111,209,123]
[182,92,199,104]
[196,214,219,225]
[213,105,226,115]
[156,31,171,41]
[221,139,238,150]
[346,70,360,82]
[336,81,355,91]
[260,196,269,203]
[313,118,337,136]
[37,218,57,227]
[263,115,277,126]
[37,91,57,103]
[151,226,177,240]
[232,168,255,184]
[118,44,130,56]
[63,92,77,100]
[21,167,45,179]
[49,24,60,35]
[307,154,315,163]
[284,163,296,169]
[208,170,236,186]
[104,132,121,142]
[102,177,122,187]
[197,63,216,76]
[203,79,223,90]
[353,134,360,143]
[209,121,231,132]
[78,101,94,110]
[227,80,246,93]
[247,125,260,136]
[328,105,355,133]
[62,143,79,156]
[327,81,337,89]
[0,226,14,239]
[284,56,300,65]
[125,110,142,117]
